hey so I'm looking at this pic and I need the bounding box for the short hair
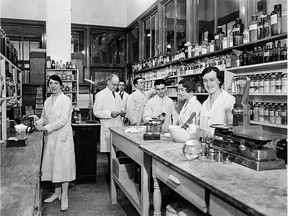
[201,66,224,87]
[48,74,62,86]
[154,79,166,87]
[119,81,126,85]
[107,74,119,82]
[179,77,195,93]
[133,77,143,86]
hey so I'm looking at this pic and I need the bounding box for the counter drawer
[210,194,248,216]
[155,160,207,213]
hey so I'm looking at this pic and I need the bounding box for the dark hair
[154,79,166,87]
[201,66,224,87]
[179,77,195,93]
[48,75,62,86]
[133,77,143,86]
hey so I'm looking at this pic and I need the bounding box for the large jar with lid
[271,4,282,36]
[258,74,264,93]
[232,18,244,46]
[270,73,276,93]
[249,75,255,93]
[215,26,225,50]
[249,15,259,42]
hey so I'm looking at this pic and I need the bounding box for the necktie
[112,91,115,98]
[120,92,123,99]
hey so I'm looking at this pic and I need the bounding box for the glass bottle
[257,15,264,40]
[222,37,228,49]
[250,75,255,93]
[258,102,264,122]
[51,60,55,69]
[281,103,287,125]
[243,27,250,44]
[272,41,278,62]
[210,40,215,53]
[275,103,282,124]
[254,47,259,64]
[263,44,270,63]
[264,74,270,93]
[280,44,287,60]
[281,72,287,93]
[271,4,282,36]
[270,73,276,93]
[275,72,282,93]
[263,15,271,38]
[277,41,282,61]
[254,74,259,93]
[232,18,244,46]
[258,74,264,93]
[253,102,259,121]
[264,103,269,122]
[215,26,225,50]
[269,103,275,124]
[46,56,51,69]
[258,46,263,64]
[249,15,259,42]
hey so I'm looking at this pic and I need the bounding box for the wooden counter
[1,132,43,216]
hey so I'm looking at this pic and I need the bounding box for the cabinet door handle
[168,174,180,185]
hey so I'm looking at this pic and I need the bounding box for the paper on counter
[124,127,145,134]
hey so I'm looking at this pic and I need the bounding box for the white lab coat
[143,95,177,131]
[126,89,155,125]
[200,90,235,133]
[93,87,123,152]
[36,93,76,183]
[177,96,202,126]
[117,91,129,110]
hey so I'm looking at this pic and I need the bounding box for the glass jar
[253,102,259,121]
[264,74,270,93]
[222,37,228,49]
[250,75,255,93]
[232,18,244,46]
[258,74,264,93]
[257,15,264,40]
[249,15,259,42]
[210,40,215,53]
[281,44,287,60]
[275,72,282,93]
[215,26,225,50]
[281,103,287,125]
[270,73,276,93]
[271,4,282,36]
[243,27,250,44]
[269,103,275,124]
[254,74,259,93]
[275,103,282,124]
[263,15,271,38]
[281,72,287,93]
[264,103,269,122]
[258,102,264,122]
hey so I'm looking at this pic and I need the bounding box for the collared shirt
[143,95,177,131]
[177,96,202,126]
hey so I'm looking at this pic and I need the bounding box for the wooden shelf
[62,80,77,82]
[250,120,287,129]
[46,68,78,71]
[112,174,141,214]
[249,92,287,96]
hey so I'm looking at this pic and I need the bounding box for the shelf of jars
[132,33,287,74]
[250,120,287,129]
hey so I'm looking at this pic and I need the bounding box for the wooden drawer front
[155,161,207,213]
[210,194,248,216]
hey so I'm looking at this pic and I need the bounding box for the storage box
[112,158,134,180]
[7,137,28,147]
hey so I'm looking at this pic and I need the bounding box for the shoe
[44,193,61,203]
[61,196,68,211]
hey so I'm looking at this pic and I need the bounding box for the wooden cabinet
[0,53,22,143]
[46,69,79,106]
[72,123,100,182]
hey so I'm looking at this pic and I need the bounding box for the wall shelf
[250,120,287,129]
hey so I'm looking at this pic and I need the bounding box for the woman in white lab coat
[34,75,76,211]
[199,66,235,134]
[177,77,202,125]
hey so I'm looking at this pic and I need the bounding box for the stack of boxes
[35,86,44,116]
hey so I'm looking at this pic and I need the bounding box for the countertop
[1,132,43,216]
[72,121,101,127]
[110,127,287,216]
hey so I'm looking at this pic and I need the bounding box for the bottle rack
[46,69,79,106]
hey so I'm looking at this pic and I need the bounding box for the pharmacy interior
[0,0,288,215]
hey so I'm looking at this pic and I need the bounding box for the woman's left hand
[35,123,47,131]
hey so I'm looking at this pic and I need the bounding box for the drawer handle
[168,175,180,185]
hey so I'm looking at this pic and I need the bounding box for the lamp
[84,77,97,123]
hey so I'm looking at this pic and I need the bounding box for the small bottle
[258,102,264,122]
[215,26,225,50]
[249,15,259,42]
[222,37,228,49]
[272,41,278,62]
[254,74,259,93]
[263,44,270,63]
[275,103,282,124]
[210,40,215,52]
[269,103,275,124]
[271,4,282,36]
[51,60,56,69]
[257,15,264,40]
[232,18,244,46]
[281,103,287,125]
[263,15,271,38]
[275,72,282,93]
[263,74,270,93]
[264,103,269,122]
[243,27,250,44]
[46,56,52,69]
[62,72,67,80]
[280,44,287,60]
[270,73,276,93]
[258,74,264,93]
[281,72,287,93]
[277,41,282,61]
[253,102,259,121]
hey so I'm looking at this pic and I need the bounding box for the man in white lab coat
[117,81,129,125]
[126,77,155,126]
[143,79,177,132]
[93,74,125,153]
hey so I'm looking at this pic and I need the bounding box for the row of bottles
[46,56,77,69]
[0,27,18,65]
[246,72,287,94]
[250,102,287,125]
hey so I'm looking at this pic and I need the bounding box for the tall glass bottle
[215,26,225,50]
[249,15,259,42]
[271,4,282,36]
[257,15,264,40]
[269,103,275,124]
[263,15,271,38]
[232,18,244,46]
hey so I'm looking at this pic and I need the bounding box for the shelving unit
[46,69,79,106]
[0,53,22,143]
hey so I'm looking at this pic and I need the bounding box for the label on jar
[233,27,240,32]
[264,81,270,93]
[271,14,277,25]
[249,24,257,30]
[215,35,219,39]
